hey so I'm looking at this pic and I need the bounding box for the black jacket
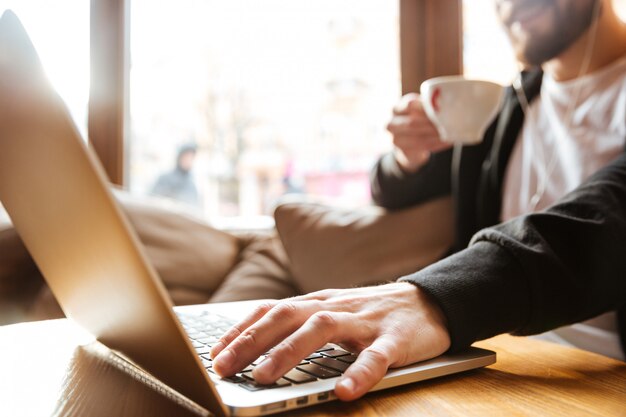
[370,70,626,356]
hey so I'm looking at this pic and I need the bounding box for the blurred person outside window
[151,144,200,206]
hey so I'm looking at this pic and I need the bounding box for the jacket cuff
[371,150,453,209]
[399,241,530,352]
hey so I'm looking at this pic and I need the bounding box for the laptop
[0,10,495,417]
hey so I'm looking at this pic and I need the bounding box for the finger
[210,301,276,359]
[396,137,452,157]
[392,93,420,115]
[392,133,440,151]
[387,114,434,134]
[388,123,438,140]
[388,124,438,139]
[394,130,454,167]
[252,311,369,384]
[406,97,425,113]
[334,337,396,401]
[212,300,320,376]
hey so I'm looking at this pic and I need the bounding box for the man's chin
[511,31,572,67]
[507,0,599,68]
[511,43,544,67]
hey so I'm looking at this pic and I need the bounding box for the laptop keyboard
[177,311,357,391]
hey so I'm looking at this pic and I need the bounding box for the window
[462,0,517,85]
[129,0,400,220]
[0,1,90,137]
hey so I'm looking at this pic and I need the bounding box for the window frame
[88,0,462,186]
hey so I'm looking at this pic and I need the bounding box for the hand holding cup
[387,77,504,173]
[420,76,504,145]
[386,93,453,173]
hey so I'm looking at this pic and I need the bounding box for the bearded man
[212,0,626,401]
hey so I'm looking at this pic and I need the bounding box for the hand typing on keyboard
[210,282,450,401]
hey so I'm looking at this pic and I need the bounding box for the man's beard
[507,0,600,66]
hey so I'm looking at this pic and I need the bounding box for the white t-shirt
[501,56,626,361]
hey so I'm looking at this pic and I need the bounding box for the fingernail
[215,349,234,370]
[254,356,276,378]
[337,377,355,394]
[210,342,224,358]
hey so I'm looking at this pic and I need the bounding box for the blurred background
[2,0,624,225]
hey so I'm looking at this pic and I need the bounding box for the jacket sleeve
[400,152,626,351]
[370,149,453,210]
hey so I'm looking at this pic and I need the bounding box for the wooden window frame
[88,0,129,186]
[400,0,463,94]
[88,0,462,186]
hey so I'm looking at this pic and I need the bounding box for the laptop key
[296,363,341,379]
[270,378,292,388]
[304,352,323,360]
[282,369,318,384]
[239,383,264,392]
[239,378,292,391]
[196,347,211,355]
[197,337,220,344]
[336,354,358,364]
[311,357,350,373]
[189,332,211,340]
[191,341,205,348]
[222,375,247,384]
[315,344,335,352]
[320,349,350,358]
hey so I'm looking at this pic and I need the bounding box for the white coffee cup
[420,76,504,145]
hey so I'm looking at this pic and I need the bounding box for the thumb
[334,338,396,401]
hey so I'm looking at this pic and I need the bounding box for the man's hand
[387,93,452,173]
[210,282,451,401]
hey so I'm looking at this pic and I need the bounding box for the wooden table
[1,318,624,417]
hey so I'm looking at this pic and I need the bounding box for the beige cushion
[0,197,242,323]
[274,196,454,293]
[111,200,241,302]
[210,232,299,302]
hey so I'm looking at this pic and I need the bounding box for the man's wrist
[393,148,429,174]
[398,281,451,350]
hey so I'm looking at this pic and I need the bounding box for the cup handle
[430,87,441,113]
